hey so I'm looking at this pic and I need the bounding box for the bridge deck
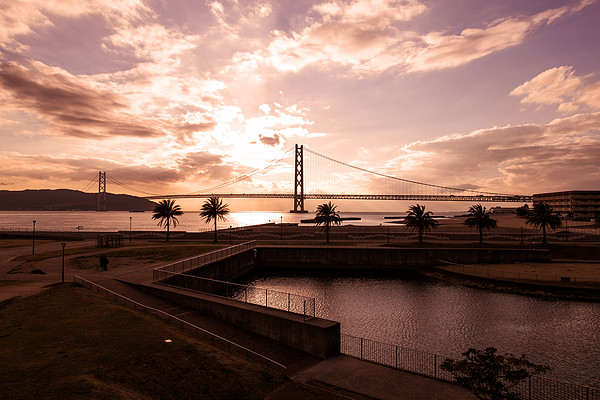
[146,193,532,202]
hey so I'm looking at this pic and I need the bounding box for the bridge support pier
[290,144,308,213]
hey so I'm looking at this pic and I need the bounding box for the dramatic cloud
[0,0,598,207]
[511,66,600,112]
[0,152,184,191]
[0,61,164,139]
[233,0,593,76]
[388,112,600,194]
[406,1,593,72]
[0,0,150,52]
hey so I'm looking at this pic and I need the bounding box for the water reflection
[238,270,600,389]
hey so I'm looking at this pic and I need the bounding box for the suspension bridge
[85,144,532,212]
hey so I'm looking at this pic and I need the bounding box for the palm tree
[314,202,342,243]
[151,199,183,242]
[464,204,498,245]
[403,204,439,243]
[525,202,561,245]
[200,197,230,242]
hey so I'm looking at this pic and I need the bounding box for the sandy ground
[470,262,600,278]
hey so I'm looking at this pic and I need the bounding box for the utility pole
[61,243,66,283]
[32,220,36,255]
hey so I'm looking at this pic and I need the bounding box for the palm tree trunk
[479,225,483,245]
[214,219,217,242]
[326,224,330,243]
[542,224,546,244]
[166,222,170,242]
[419,227,423,243]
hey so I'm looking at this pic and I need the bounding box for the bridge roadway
[146,193,533,202]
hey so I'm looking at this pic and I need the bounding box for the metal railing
[341,333,599,400]
[437,260,600,289]
[154,270,316,320]
[73,275,287,375]
[154,241,256,277]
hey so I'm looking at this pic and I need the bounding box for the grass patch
[69,245,224,270]
[0,280,30,287]
[0,284,285,400]
[14,245,98,263]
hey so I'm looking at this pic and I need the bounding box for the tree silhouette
[441,347,550,400]
[314,202,342,243]
[464,204,498,245]
[524,202,561,245]
[200,197,230,242]
[151,199,183,242]
[516,204,529,219]
[403,204,439,243]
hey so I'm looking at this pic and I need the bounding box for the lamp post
[61,243,66,283]
[229,226,232,244]
[280,216,283,240]
[32,220,36,255]
[77,226,83,241]
[129,216,132,243]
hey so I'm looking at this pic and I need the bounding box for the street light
[280,216,283,240]
[32,220,36,255]
[61,243,66,283]
[229,226,232,244]
[129,216,132,243]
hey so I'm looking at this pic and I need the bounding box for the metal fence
[73,275,287,376]
[341,333,599,400]
[154,241,256,277]
[437,260,600,289]
[154,270,316,320]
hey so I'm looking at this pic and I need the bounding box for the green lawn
[0,284,285,400]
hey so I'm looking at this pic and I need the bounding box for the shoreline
[425,268,600,302]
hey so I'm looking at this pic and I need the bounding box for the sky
[1,0,600,212]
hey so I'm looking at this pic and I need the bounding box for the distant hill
[0,189,157,211]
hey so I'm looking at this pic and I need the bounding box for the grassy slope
[0,284,285,400]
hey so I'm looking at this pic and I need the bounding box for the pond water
[238,269,600,389]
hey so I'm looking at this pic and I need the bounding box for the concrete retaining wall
[132,282,340,358]
[257,247,550,269]
[190,249,256,282]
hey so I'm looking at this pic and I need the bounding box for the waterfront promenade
[0,238,477,399]
[2,224,599,398]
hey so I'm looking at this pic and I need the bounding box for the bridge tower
[290,144,308,213]
[97,171,107,211]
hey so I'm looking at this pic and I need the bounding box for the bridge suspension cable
[106,174,163,196]
[80,174,99,192]
[189,147,295,194]
[303,147,519,197]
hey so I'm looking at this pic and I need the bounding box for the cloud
[0,61,165,139]
[175,151,233,181]
[510,66,600,111]
[231,0,592,76]
[387,112,600,194]
[102,24,199,62]
[259,133,281,146]
[0,151,183,191]
[0,0,150,52]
